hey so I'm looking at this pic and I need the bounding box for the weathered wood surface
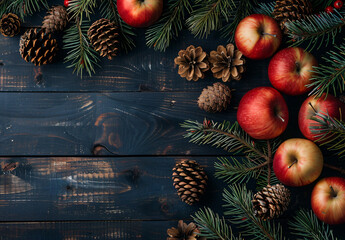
[0,91,304,156]
[0,157,226,221]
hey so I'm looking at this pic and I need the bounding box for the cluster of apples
[235,14,345,225]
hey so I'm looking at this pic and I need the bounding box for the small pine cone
[0,13,21,37]
[42,6,68,33]
[273,0,313,33]
[167,220,205,240]
[88,18,120,60]
[252,184,291,220]
[172,160,208,205]
[19,28,58,66]
[209,43,245,82]
[174,45,209,81]
[198,82,232,113]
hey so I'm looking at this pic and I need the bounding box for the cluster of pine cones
[0,6,120,66]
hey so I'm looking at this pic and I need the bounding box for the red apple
[273,138,323,187]
[235,14,282,60]
[268,47,318,95]
[311,177,345,224]
[298,93,345,141]
[237,87,288,139]
[117,0,163,28]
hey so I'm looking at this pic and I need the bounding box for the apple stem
[288,159,297,169]
[309,102,317,113]
[262,32,277,38]
[277,115,285,123]
[330,186,337,198]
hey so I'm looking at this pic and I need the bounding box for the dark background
[0,0,344,239]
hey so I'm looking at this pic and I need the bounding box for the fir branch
[221,0,257,41]
[308,43,345,98]
[223,185,285,240]
[146,0,192,52]
[289,209,338,240]
[193,207,239,240]
[181,119,270,160]
[285,11,345,51]
[99,0,135,53]
[255,1,275,17]
[186,0,235,39]
[64,0,99,77]
[0,0,11,18]
[309,111,345,157]
[6,0,48,19]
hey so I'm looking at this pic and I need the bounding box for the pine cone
[0,13,21,37]
[19,28,58,66]
[273,0,313,33]
[167,220,205,240]
[42,6,68,33]
[172,160,208,205]
[198,82,232,113]
[252,184,291,220]
[88,18,120,60]
[174,45,209,81]
[209,44,245,82]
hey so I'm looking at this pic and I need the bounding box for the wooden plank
[0,91,302,156]
[0,157,226,221]
[0,30,272,92]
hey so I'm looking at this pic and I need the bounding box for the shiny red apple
[235,14,282,59]
[273,138,323,187]
[237,87,289,139]
[312,177,345,224]
[298,94,345,141]
[268,47,318,95]
[117,0,163,28]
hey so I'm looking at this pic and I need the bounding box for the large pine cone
[252,184,290,220]
[0,13,21,37]
[167,220,204,240]
[273,0,313,33]
[198,82,232,113]
[19,28,58,66]
[42,6,68,33]
[87,18,120,60]
[209,43,245,82]
[174,45,209,81]
[172,160,208,205]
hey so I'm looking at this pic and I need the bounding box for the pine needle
[193,207,239,240]
[5,0,48,19]
[308,43,345,98]
[285,10,345,51]
[146,0,192,52]
[255,1,275,17]
[289,209,338,240]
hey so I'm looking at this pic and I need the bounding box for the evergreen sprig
[146,0,192,52]
[223,184,285,240]
[99,0,135,53]
[63,0,99,78]
[186,0,235,39]
[193,207,239,240]
[310,111,345,157]
[289,209,338,240]
[221,0,257,41]
[255,1,275,17]
[181,119,272,160]
[308,43,345,98]
[285,11,345,51]
[4,0,48,19]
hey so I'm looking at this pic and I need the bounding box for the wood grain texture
[0,91,303,156]
[0,157,226,221]
[0,221,178,240]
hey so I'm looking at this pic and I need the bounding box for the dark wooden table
[0,2,345,239]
